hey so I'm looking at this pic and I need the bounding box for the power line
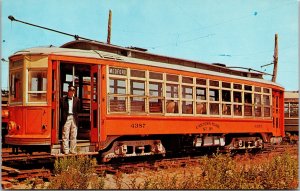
[8,15,103,43]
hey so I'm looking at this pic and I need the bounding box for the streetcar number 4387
[131,123,146,128]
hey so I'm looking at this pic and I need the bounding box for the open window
[28,70,47,103]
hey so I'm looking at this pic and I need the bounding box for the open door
[51,61,60,144]
[90,65,101,143]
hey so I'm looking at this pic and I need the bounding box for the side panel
[100,65,107,142]
[26,108,43,134]
[104,116,273,135]
[51,60,60,144]
[90,65,101,143]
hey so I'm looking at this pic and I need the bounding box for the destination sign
[109,67,127,76]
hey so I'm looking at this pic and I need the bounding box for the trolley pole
[107,10,112,44]
[272,33,278,82]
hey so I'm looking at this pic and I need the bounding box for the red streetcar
[6,40,284,161]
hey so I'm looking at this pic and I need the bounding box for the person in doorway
[60,84,80,154]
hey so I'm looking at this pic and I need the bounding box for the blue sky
[1,0,299,91]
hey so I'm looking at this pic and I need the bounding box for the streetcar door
[90,65,101,143]
[51,61,60,144]
[272,91,280,135]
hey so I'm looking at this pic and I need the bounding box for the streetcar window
[149,81,163,114]
[109,79,126,94]
[209,89,220,115]
[222,82,231,88]
[255,106,262,117]
[109,96,126,112]
[222,90,231,102]
[166,77,179,113]
[130,80,145,113]
[166,84,179,98]
[290,102,299,118]
[196,102,207,114]
[28,71,47,91]
[254,94,262,117]
[182,101,193,114]
[210,103,219,115]
[182,77,193,84]
[196,87,207,115]
[182,85,193,115]
[245,85,252,91]
[263,95,270,105]
[166,100,179,113]
[255,87,261,92]
[109,78,127,113]
[149,72,163,80]
[263,95,271,117]
[66,74,73,82]
[222,90,231,115]
[149,98,163,113]
[264,107,271,117]
[233,92,242,103]
[182,86,193,99]
[209,89,219,101]
[233,105,242,116]
[196,87,206,100]
[10,70,23,103]
[244,105,252,116]
[130,80,145,96]
[10,59,23,68]
[254,94,261,105]
[210,80,219,87]
[166,74,179,82]
[131,69,145,78]
[244,93,252,104]
[222,104,231,115]
[234,83,242,90]
[28,70,47,102]
[149,82,163,97]
[284,103,289,117]
[244,92,253,116]
[233,92,242,116]
[130,97,145,112]
[263,88,270,93]
[196,78,206,86]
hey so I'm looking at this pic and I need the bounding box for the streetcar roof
[12,46,284,89]
[284,91,299,99]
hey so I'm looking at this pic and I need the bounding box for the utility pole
[107,10,112,44]
[272,33,278,82]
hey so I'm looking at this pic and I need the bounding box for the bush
[48,156,105,189]
[121,152,298,189]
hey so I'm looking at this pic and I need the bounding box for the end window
[28,70,47,102]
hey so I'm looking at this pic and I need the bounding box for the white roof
[285,91,299,99]
[13,46,283,88]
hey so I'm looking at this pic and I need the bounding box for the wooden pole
[272,33,278,82]
[107,10,112,44]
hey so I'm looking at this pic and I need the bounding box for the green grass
[47,156,105,189]
[47,151,298,189]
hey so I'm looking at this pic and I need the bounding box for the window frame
[26,68,48,104]
[106,66,273,119]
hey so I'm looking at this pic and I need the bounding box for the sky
[1,0,299,91]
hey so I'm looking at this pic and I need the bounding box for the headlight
[8,121,17,131]
[1,110,9,118]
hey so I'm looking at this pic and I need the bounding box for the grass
[47,156,105,189]
[111,152,298,189]
[46,151,298,189]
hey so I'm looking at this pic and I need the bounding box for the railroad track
[2,143,297,188]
